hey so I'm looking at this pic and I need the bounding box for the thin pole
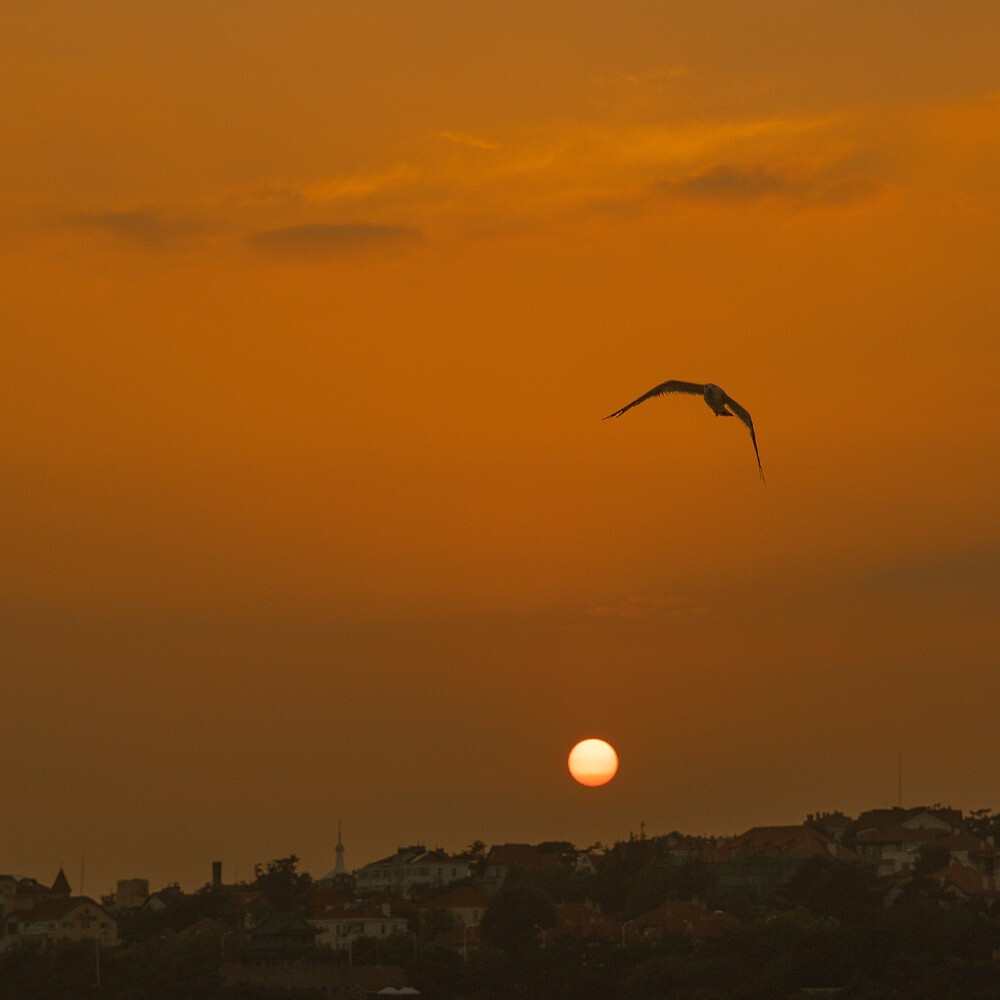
[897,739,902,808]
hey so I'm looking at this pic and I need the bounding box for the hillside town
[3,804,1000,998]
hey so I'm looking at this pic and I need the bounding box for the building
[854,827,993,878]
[308,901,410,951]
[141,884,186,915]
[481,844,563,892]
[353,846,470,898]
[317,822,351,887]
[112,878,150,910]
[249,911,322,952]
[852,807,962,837]
[3,896,118,950]
[0,869,69,916]
[713,825,854,902]
[552,901,620,942]
[626,899,740,941]
[420,884,489,929]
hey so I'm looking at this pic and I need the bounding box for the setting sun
[568,739,619,787]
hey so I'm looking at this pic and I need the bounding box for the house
[481,844,564,892]
[249,911,321,951]
[1,870,70,916]
[3,896,118,950]
[883,863,1000,908]
[110,878,150,910]
[713,825,853,902]
[419,885,489,929]
[937,832,995,872]
[429,922,481,957]
[726,825,854,862]
[626,899,739,941]
[0,875,45,916]
[353,847,470,898]
[308,901,410,951]
[853,824,943,876]
[851,806,961,840]
[852,824,989,877]
[142,884,187,914]
[807,812,854,844]
[929,864,1000,904]
[552,901,620,942]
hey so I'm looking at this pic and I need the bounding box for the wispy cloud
[70,209,208,247]
[620,66,688,86]
[429,130,501,151]
[300,164,417,202]
[65,108,888,258]
[247,222,422,258]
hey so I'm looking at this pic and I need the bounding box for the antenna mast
[897,740,902,808]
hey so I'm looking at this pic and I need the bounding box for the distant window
[62,921,73,928]
[80,920,91,929]
[100,922,110,930]
[418,867,429,876]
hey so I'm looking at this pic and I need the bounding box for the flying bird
[604,380,765,482]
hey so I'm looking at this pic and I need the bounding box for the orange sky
[2,1,998,895]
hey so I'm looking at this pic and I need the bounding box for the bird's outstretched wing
[721,392,765,482]
[603,380,705,420]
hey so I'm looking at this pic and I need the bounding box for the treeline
[4,831,1000,999]
[2,890,998,1000]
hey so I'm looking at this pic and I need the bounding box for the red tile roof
[930,864,1000,898]
[431,925,481,949]
[629,900,739,940]
[727,825,853,861]
[553,902,619,941]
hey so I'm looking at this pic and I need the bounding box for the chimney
[212,861,223,888]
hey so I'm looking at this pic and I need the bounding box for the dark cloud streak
[69,209,218,249]
[664,164,794,201]
[72,210,174,246]
[656,162,884,207]
[248,222,422,258]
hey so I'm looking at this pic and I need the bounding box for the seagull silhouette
[604,380,765,482]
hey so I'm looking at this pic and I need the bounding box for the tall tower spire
[335,821,345,876]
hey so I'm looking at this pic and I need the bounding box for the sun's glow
[568,738,619,786]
